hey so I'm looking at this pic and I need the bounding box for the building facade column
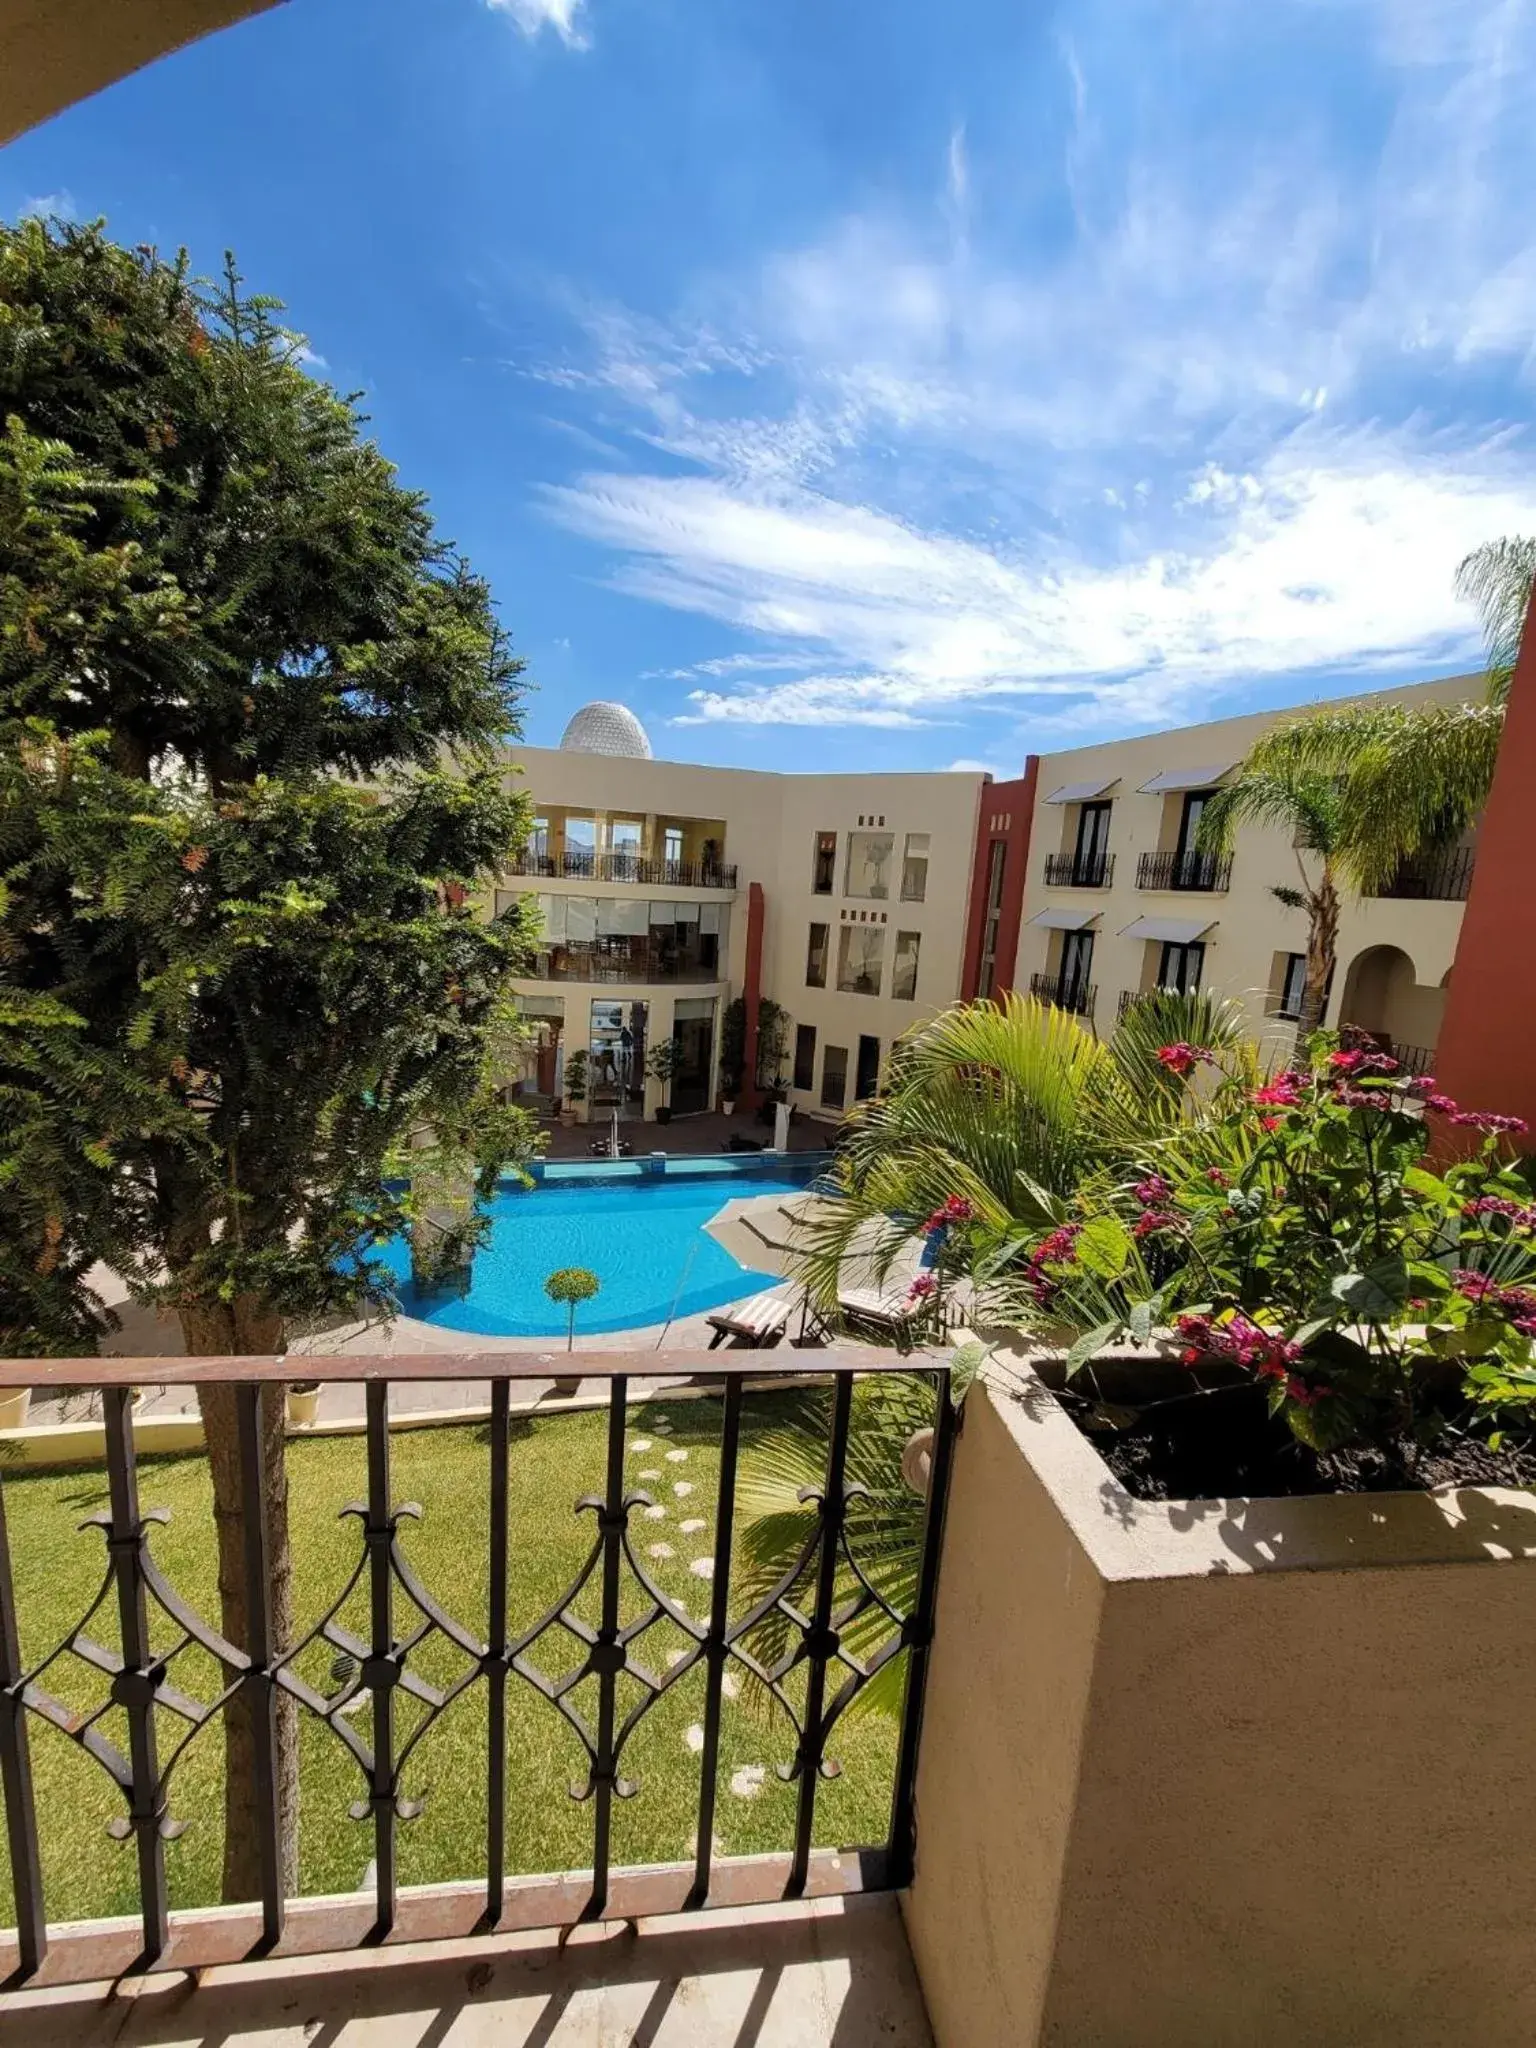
[740,880,766,1113]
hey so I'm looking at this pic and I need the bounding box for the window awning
[1029,907,1101,931]
[1120,916,1216,944]
[1137,763,1237,794]
[1043,776,1118,804]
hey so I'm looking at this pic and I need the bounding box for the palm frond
[1455,535,1536,691]
[1196,770,1342,859]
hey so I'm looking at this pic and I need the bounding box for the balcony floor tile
[11,1894,933,2048]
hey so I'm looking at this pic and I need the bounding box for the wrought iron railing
[0,1347,956,1988]
[508,850,739,891]
[529,946,722,984]
[1135,849,1231,892]
[1371,848,1475,902]
[1389,1040,1437,1076]
[1043,852,1114,889]
[1030,972,1096,1017]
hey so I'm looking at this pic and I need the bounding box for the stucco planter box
[902,1363,1536,2047]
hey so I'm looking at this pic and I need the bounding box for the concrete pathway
[12,1896,933,2047]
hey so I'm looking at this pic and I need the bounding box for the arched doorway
[1339,944,1445,1071]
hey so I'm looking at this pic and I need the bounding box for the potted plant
[901,1034,1536,2046]
[544,1266,600,1397]
[285,1380,321,1428]
[646,1034,679,1123]
[562,1048,589,1127]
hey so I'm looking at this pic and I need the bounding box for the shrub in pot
[562,1048,589,1127]
[645,1034,678,1123]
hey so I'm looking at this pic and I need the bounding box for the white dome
[558,701,653,758]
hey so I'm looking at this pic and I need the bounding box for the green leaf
[1075,1214,1132,1283]
[947,1339,987,1407]
[1065,1319,1123,1377]
[1330,1253,1410,1319]
[1402,1166,1453,1205]
[1128,1297,1155,1346]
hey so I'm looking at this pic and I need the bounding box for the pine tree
[0,219,538,1898]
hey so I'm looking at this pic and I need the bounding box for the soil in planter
[1060,1377,1536,1501]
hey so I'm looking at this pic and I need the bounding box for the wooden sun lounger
[705,1290,794,1349]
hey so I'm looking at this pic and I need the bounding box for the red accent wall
[739,879,766,1112]
[961,758,1039,1000]
[1433,601,1536,1145]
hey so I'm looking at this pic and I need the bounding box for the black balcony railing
[0,1346,957,1988]
[1031,971,1096,1017]
[530,943,721,984]
[1135,849,1232,893]
[1043,852,1114,889]
[1390,1040,1437,1077]
[509,850,738,891]
[1372,848,1475,903]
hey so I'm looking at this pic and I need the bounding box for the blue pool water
[376,1157,825,1338]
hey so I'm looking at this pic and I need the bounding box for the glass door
[1158,939,1205,994]
[1061,928,1095,1010]
[588,999,648,1118]
[670,996,715,1116]
[1074,802,1112,884]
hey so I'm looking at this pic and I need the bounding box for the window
[837,923,886,995]
[1061,929,1095,1007]
[664,826,684,865]
[806,922,829,988]
[821,1044,848,1110]
[901,832,930,902]
[1277,952,1307,1020]
[1073,802,1113,883]
[856,1035,881,1101]
[563,817,598,872]
[1158,938,1205,994]
[794,1023,817,1092]
[609,818,643,855]
[892,930,921,1001]
[845,830,894,900]
[976,841,1007,997]
[812,832,837,894]
[1176,791,1213,858]
[528,816,550,863]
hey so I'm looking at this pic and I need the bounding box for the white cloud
[531,0,1536,733]
[21,191,75,221]
[486,0,589,49]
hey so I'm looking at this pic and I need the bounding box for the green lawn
[0,1392,900,1928]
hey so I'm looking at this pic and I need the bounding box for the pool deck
[35,1164,821,1429]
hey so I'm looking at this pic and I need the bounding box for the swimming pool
[376,1154,829,1338]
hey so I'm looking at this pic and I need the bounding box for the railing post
[688,1375,743,1908]
[235,1383,285,1950]
[363,1379,398,1938]
[788,1370,855,1896]
[103,1386,169,1964]
[485,1378,510,1927]
[887,1368,961,1888]
[0,1469,46,1980]
[587,1375,629,1921]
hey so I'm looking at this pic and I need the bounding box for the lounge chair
[706,1289,795,1349]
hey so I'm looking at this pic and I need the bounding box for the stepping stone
[722,1674,740,1700]
[644,1505,667,1521]
[684,1723,705,1754]
[679,1517,706,1534]
[729,1765,765,1800]
[673,1481,694,1497]
[629,1437,653,1452]
[689,1558,714,1580]
[638,1469,660,1480]
[665,1448,689,1463]
[648,1542,674,1560]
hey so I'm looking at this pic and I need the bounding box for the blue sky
[6,0,1536,772]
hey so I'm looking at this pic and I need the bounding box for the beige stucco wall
[904,1368,1536,2045]
[0,0,283,145]
[497,745,985,1118]
[1016,675,1479,1061]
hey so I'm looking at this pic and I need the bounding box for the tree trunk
[181,1294,299,1903]
[1299,870,1341,1035]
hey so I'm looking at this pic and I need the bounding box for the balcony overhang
[1137,762,1237,793]
[1043,776,1118,804]
[1120,915,1216,944]
[1,0,286,146]
[1029,907,1101,931]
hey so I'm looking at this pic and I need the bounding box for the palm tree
[1195,768,1348,1033]
[734,990,1250,1722]
[1203,537,1532,899]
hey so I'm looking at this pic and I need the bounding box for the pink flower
[1329,1050,1365,1072]
[1423,1094,1460,1116]
[1449,1110,1529,1135]
[1205,1167,1231,1187]
[1254,1074,1304,1108]
[1259,1115,1284,1133]
[907,1273,939,1302]
[1405,1074,1438,1096]
[1156,1042,1213,1077]
[1454,1269,1496,1300]
[923,1194,978,1234]
[1133,1208,1182,1239]
[1335,1085,1386,1111]
[1134,1174,1172,1205]
[1464,1196,1536,1227]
